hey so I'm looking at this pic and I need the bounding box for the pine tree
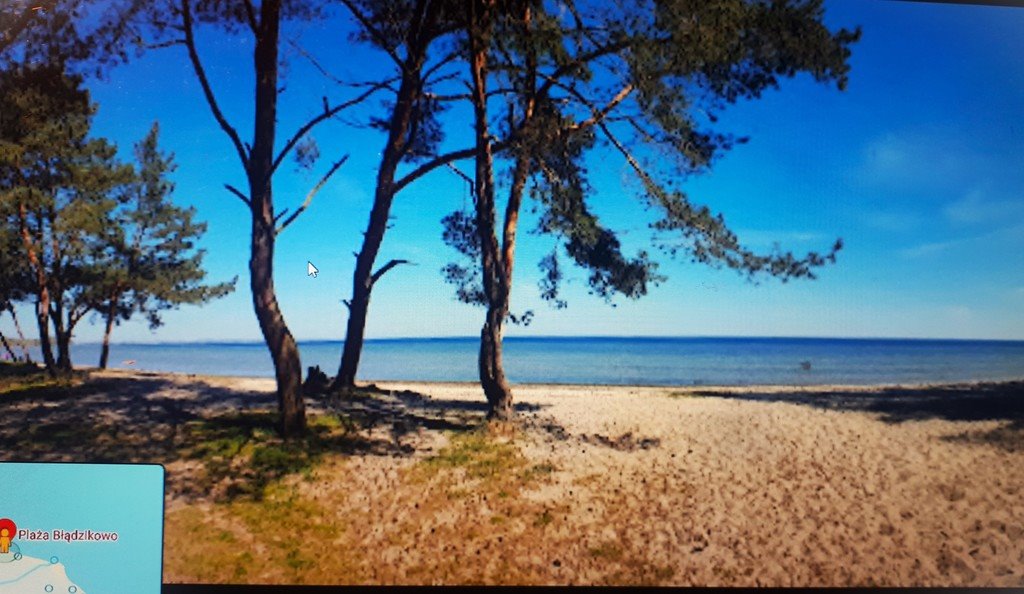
[0,67,231,375]
[0,64,133,375]
[447,0,859,419]
[94,122,235,369]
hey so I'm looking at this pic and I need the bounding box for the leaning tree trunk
[334,10,436,391]
[98,296,118,369]
[335,187,393,390]
[19,202,54,373]
[249,0,305,437]
[479,296,514,419]
[334,168,406,391]
[336,274,371,389]
[478,153,530,421]
[249,210,305,436]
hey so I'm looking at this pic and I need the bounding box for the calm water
[24,337,1024,386]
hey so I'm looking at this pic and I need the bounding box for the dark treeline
[1,0,858,436]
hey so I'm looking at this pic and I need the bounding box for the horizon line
[69,334,1024,347]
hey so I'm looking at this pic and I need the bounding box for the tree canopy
[0,64,231,374]
[439,0,858,418]
[94,122,236,369]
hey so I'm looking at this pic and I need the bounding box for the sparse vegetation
[179,411,363,500]
[0,361,78,395]
[165,482,357,584]
[589,541,624,561]
[420,429,523,483]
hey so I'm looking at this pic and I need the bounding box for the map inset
[0,550,84,594]
[0,464,164,594]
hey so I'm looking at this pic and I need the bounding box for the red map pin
[0,518,15,540]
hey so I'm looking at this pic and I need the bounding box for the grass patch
[533,509,554,527]
[519,462,557,482]
[9,422,119,459]
[590,541,624,561]
[163,507,257,582]
[415,429,561,502]
[178,411,364,501]
[164,481,359,584]
[0,362,81,399]
[420,429,523,483]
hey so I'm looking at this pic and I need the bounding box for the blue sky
[5,0,1024,343]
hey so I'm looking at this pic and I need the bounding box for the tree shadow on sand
[0,369,549,502]
[695,381,1024,452]
[328,384,545,428]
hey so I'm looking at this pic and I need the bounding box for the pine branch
[421,49,459,84]
[287,39,400,91]
[535,38,632,100]
[337,0,403,68]
[180,0,249,169]
[276,154,349,235]
[224,184,252,208]
[271,83,391,177]
[444,162,474,193]
[141,37,186,50]
[241,0,258,33]
[392,138,516,196]
[570,83,634,130]
[370,259,413,286]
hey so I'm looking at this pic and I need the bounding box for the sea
[23,336,1024,386]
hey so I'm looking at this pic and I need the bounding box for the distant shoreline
[82,368,1024,393]
[69,334,1024,347]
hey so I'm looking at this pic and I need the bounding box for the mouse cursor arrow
[307,261,319,278]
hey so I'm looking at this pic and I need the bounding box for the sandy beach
[2,368,1023,586]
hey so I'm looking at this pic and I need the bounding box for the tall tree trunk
[51,300,72,375]
[7,304,32,362]
[335,2,436,390]
[479,299,513,419]
[33,296,55,374]
[468,0,515,420]
[18,202,56,375]
[249,213,304,436]
[46,205,71,375]
[336,277,370,389]
[98,295,118,369]
[55,328,72,375]
[482,152,532,420]
[335,179,398,389]
[250,0,305,437]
